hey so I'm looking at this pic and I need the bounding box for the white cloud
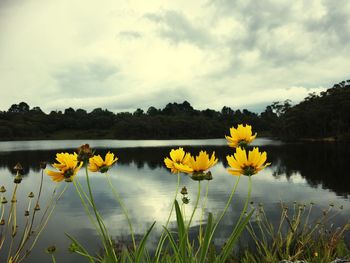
[0,0,349,112]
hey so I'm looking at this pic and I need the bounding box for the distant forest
[0,80,349,141]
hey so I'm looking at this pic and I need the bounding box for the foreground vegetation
[0,80,349,141]
[0,125,349,262]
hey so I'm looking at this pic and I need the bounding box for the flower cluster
[164,148,218,180]
[225,124,270,176]
[46,146,118,182]
[164,124,270,177]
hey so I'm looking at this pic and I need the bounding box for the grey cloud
[53,61,119,96]
[304,0,350,46]
[144,10,213,47]
[118,31,142,39]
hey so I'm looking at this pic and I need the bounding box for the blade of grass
[199,212,213,263]
[135,221,156,263]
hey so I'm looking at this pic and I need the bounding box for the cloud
[144,10,213,47]
[0,0,349,113]
[118,31,142,39]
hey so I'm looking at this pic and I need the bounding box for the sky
[0,0,349,113]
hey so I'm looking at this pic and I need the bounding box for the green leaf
[219,209,254,262]
[135,221,156,263]
[199,212,213,263]
[174,200,187,260]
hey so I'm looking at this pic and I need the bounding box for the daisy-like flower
[225,124,257,148]
[188,151,218,180]
[164,147,193,173]
[226,147,270,176]
[88,152,118,173]
[46,153,83,182]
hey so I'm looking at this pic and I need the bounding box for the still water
[0,139,349,262]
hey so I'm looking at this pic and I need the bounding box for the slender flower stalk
[154,173,181,263]
[198,180,210,246]
[187,181,201,229]
[84,166,117,260]
[105,173,136,251]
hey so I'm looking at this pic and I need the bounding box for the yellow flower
[89,152,118,173]
[164,147,193,173]
[226,147,270,176]
[46,153,83,182]
[225,124,257,148]
[189,151,218,173]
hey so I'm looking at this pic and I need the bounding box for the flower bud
[34,203,40,211]
[0,186,6,193]
[76,144,93,164]
[182,196,190,204]
[180,186,188,195]
[1,197,7,204]
[14,175,22,184]
[40,161,47,169]
[45,245,56,254]
[25,210,30,216]
[0,219,5,225]
[13,162,23,171]
[28,192,34,198]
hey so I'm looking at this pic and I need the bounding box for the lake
[0,139,349,262]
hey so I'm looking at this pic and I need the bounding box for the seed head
[34,203,40,211]
[1,197,7,204]
[13,162,23,171]
[180,186,188,195]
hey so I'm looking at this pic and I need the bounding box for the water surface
[0,139,349,262]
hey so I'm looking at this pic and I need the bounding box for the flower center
[64,169,74,178]
[238,140,248,148]
[243,166,256,176]
[99,166,109,173]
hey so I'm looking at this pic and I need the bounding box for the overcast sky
[0,0,349,113]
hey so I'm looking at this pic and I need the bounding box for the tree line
[0,80,349,141]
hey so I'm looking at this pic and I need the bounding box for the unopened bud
[25,210,30,216]
[13,162,23,171]
[14,175,22,184]
[45,245,56,254]
[1,197,7,204]
[34,203,40,211]
[40,162,47,169]
[182,196,190,204]
[28,192,34,198]
[0,219,5,225]
[0,186,6,193]
[180,186,188,195]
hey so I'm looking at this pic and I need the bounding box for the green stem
[211,176,241,237]
[17,184,68,263]
[73,181,103,237]
[84,166,115,259]
[187,181,201,229]
[51,254,57,263]
[199,181,209,246]
[154,173,181,263]
[105,173,136,251]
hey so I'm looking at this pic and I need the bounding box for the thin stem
[51,254,57,263]
[105,173,136,251]
[17,184,68,263]
[84,166,116,260]
[187,181,201,229]
[154,173,181,263]
[210,176,241,240]
[199,181,209,246]
[73,181,103,237]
